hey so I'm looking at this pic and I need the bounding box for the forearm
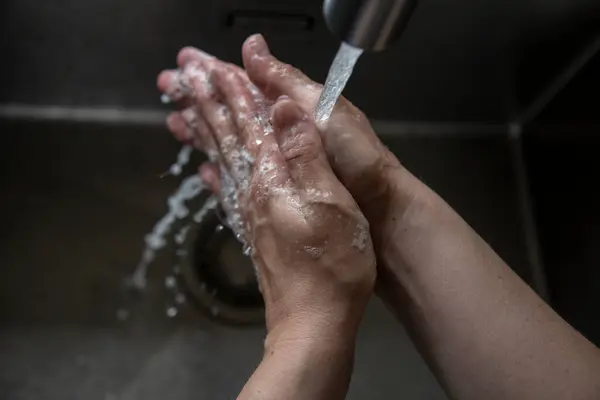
[376,167,600,400]
[237,319,357,400]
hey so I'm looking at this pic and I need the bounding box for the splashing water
[193,195,218,223]
[165,145,193,177]
[130,174,205,289]
[315,42,363,124]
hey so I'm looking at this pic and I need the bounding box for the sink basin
[2,0,597,394]
[0,115,536,399]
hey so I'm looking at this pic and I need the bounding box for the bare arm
[158,56,376,400]
[161,34,600,400]
[372,166,600,400]
[237,33,600,397]
[238,317,357,400]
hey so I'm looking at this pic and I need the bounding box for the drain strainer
[177,207,264,325]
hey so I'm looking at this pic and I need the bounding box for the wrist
[264,321,356,362]
[264,307,360,354]
[365,163,436,272]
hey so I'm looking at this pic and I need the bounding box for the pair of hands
[157,34,401,343]
[158,34,600,400]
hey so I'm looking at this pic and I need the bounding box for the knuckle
[268,61,294,79]
[280,134,320,164]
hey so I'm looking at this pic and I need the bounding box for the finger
[270,98,335,186]
[211,66,254,129]
[175,45,268,112]
[157,69,190,105]
[177,46,215,67]
[158,62,208,107]
[177,46,250,78]
[166,112,196,144]
[211,65,274,159]
[198,162,221,195]
[242,34,321,109]
[179,107,219,158]
[249,145,291,211]
[159,49,225,105]
[189,62,249,184]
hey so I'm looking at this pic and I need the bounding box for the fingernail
[181,46,215,61]
[276,95,290,102]
[249,34,270,57]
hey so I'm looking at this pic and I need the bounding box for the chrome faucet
[323,0,418,51]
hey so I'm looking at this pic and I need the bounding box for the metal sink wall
[1,0,598,122]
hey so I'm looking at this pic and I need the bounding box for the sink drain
[177,207,264,325]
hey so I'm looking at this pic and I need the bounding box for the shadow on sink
[0,118,532,399]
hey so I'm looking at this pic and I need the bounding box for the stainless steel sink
[0,115,538,399]
[2,0,597,396]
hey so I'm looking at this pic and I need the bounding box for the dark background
[1,0,598,122]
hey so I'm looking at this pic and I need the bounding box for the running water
[130,173,206,289]
[164,145,193,177]
[315,42,363,124]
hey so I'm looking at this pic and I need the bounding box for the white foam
[351,224,370,252]
[304,245,324,258]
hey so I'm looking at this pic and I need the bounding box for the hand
[158,38,408,272]
[240,35,408,225]
[157,49,376,341]
[159,39,600,400]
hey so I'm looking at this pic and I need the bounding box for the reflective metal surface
[2,0,597,121]
[323,0,418,51]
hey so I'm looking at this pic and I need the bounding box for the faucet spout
[323,0,418,51]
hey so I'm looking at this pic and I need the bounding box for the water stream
[130,173,206,290]
[315,42,363,124]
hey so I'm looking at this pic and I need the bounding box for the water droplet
[165,276,177,289]
[164,276,177,289]
[243,244,252,257]
[160,93,171,104]
[116,308,130,321]
[215,224,224,233]
[175,293,186,305]
[169,164,182,176]
[166,306,178,318]
[255,139,263,145]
